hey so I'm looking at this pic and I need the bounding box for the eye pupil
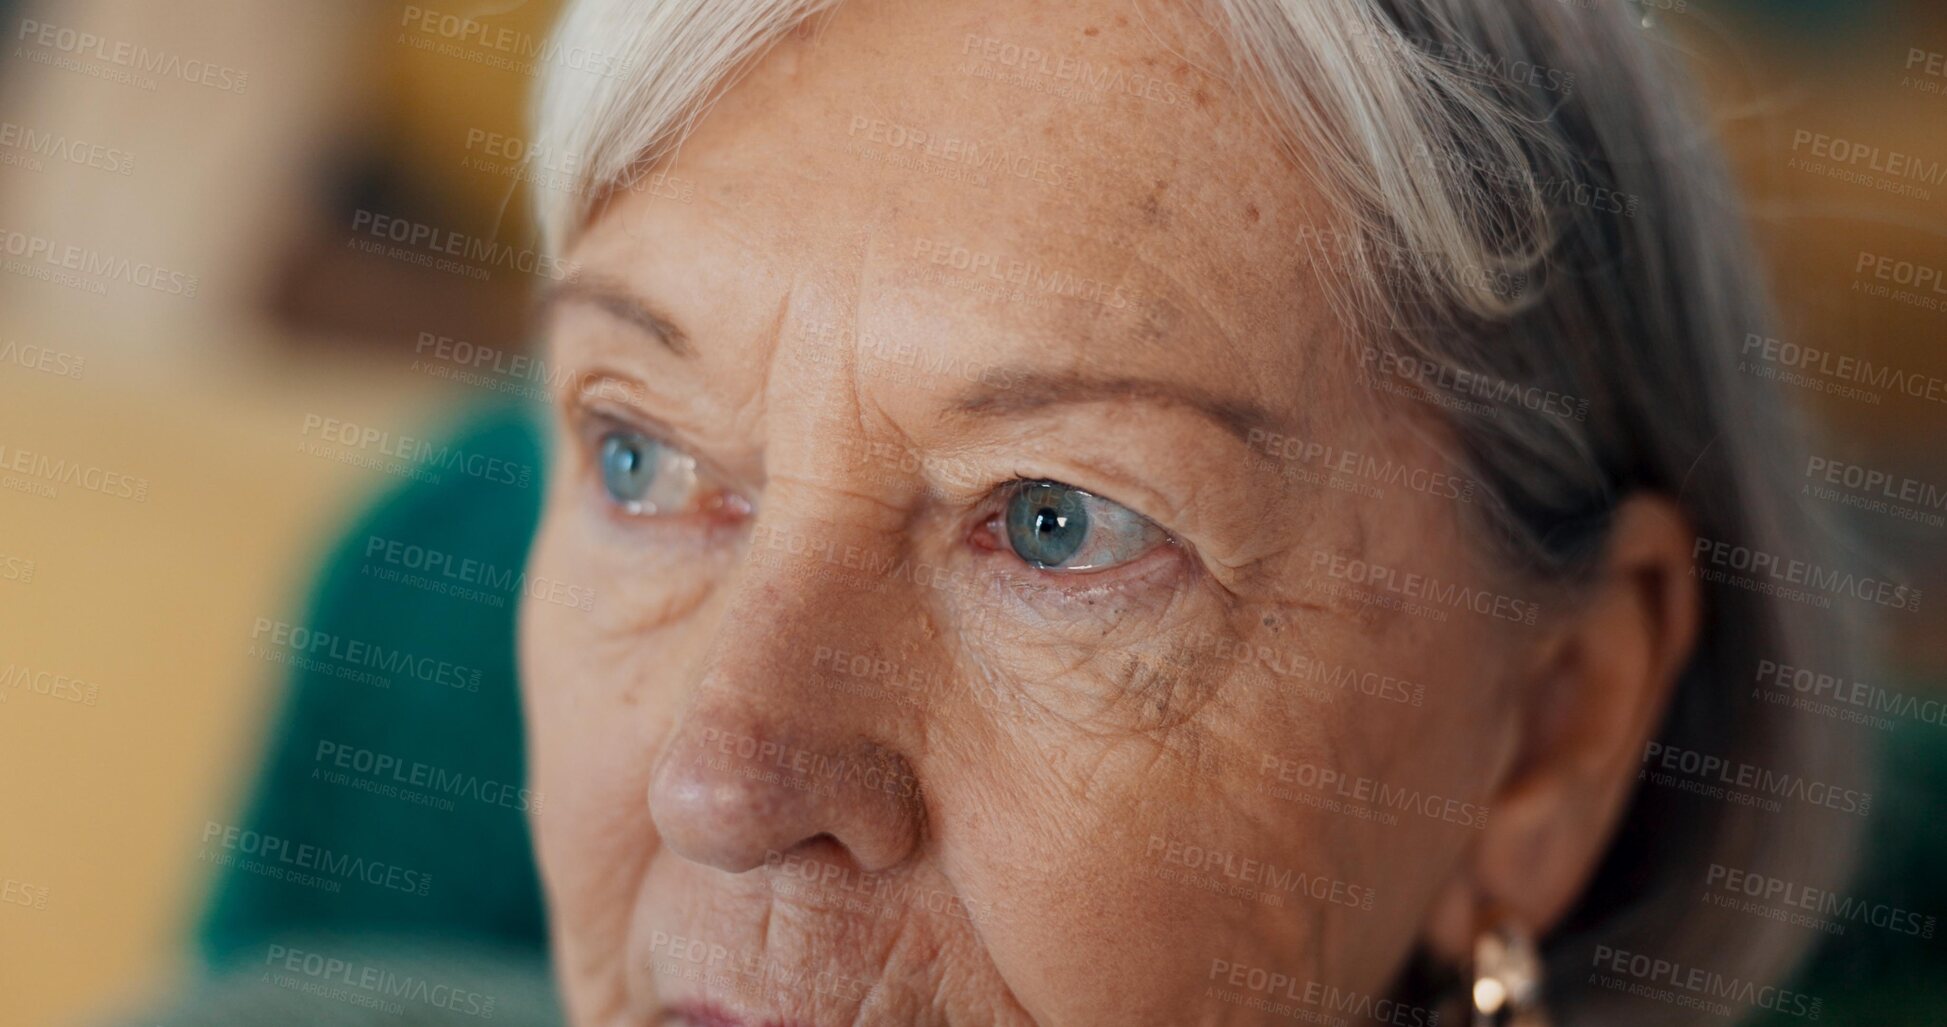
[600,431,659,507]
[1007,482,1090,568]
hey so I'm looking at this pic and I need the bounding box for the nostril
[756,832,856,882]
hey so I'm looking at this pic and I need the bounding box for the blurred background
[0,0,1941,1025]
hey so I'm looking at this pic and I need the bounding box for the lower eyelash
[988,538,1187,608]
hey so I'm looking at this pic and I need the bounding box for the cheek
[1222,575,1518,997]
[519,516,680,962]
[992,615,1491,1017]
[547,473,729,635]
[913,648,1354,1018]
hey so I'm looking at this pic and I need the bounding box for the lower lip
[662,1002,814,1027]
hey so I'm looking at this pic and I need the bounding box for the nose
[647,534,928,875]
[650,700,923,873]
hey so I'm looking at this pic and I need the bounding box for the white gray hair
[532,2,1865,1022]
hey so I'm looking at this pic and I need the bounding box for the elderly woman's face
[521,1,1540,1024]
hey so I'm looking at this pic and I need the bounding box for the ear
[1423,495,1703,959]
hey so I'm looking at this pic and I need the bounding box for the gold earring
[1471,924,1550,1027]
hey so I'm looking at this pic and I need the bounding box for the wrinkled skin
[518,1,1661,1025]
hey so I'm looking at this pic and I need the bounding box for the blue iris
[1006,481,1091,568]
[599,431,659,507]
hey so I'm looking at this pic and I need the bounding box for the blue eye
[595,428,703,516]
[1004,481,1168,572]
[600,431,659,505]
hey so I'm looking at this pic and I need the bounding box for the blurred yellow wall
[0,353,460,1026]
[0,1,557,1023]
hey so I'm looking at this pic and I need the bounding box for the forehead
[568,0,1339,408]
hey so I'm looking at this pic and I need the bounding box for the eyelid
[567,381,737,489]
[574,402,665,465]
[556,362,654,417]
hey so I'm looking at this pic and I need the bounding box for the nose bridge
[648,481,931,875]
[752,496,910,591]
[734,468,920,666]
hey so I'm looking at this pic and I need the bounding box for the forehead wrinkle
[834,269,900,463]
[996,167,1321,422]
[848,226,943,460]
[1014,246,1324,443]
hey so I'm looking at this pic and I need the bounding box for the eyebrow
[947,368,1279,448]
[539,273,694,357]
